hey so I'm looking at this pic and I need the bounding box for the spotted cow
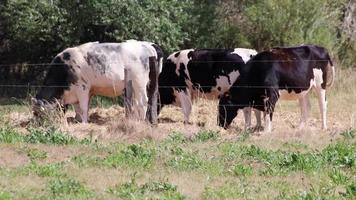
[32,40,163,123]
[158,48,259,124]
[218,44,335,132]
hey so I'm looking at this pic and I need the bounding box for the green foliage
[104,144,155,168]
[193,130,219,142]
[166,131,188,144]
[0,126,91,145]
[232,164,253,176]
[0,191,11,200]
[48,178,92,198]
[108,177,185,200]
[0,127,24,143]
[167,149,203,170]
[26,148,48,161]
[341,129,356,139]
[203,182,245,199]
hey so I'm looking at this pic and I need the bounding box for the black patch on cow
[217,87,221,91]
[82,84,86,90]
[36,56,78,103]
[174,52,180,57]
[151,43,164,60]
[158,59,184,107]
[218,44,333,128]
[63,52,71,61]
[186,49,244,93]
[85,51,108,75]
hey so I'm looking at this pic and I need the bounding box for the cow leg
[73,103,82,122]
[132,81,149,121]
[298,94,310,129]
[264,112,272,132]
[316,88,327,129]
[77,93,90,123]
[243,107,252,130]
[254,109,263,130]
[177,91,192,124]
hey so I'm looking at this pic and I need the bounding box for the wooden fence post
[146,56,159,124]
[124,68,133,118]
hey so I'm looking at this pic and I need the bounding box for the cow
[32,40,163,123]
[218,44,335,132]
[158,48,259,126]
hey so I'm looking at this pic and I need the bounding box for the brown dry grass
[1,68,355,148]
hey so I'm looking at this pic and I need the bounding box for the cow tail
[326,54,335,87]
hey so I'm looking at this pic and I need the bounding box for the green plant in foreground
[48,178,92,198]
[232,164,253,176]
[0,127,23,143]
[108,177,184,200]
[26,148,48,161]
[0,191,11,200]
[193,130,219,142]
[104,144,155,168]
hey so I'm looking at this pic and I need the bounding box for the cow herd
[31,39,335,132]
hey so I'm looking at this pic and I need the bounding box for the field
[0,69,355,200]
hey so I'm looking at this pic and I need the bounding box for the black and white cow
[218,44,335,132]
[32,40,163,123]
[158,48,259,125]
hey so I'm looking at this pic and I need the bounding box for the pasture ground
[0,69,355,199]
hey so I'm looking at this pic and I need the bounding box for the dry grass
[0,68,355,148]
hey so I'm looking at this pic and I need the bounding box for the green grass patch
[48,178,92,199]
[108,177,184,200]
[203,182,245,200]
[0,127,24,143]
[26,148,48,161]
[104,144,155,168]
[192,130,219,142]
[13,163,64,177]
[232,164,253,176]
[0,126,92,145]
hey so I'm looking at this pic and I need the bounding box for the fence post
[146,56,159,125]
[124,68,133,118]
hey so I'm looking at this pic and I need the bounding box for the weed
[322,141,356,169]
[341,129,356,139]
[193,130,219,142]
[0,191,11,200]
[108,177,184,200]
[24,127,92,145]
[232,164,253,176]
[203,182,245,199]
[0,127,23,143]
[328,168,350,185]
[72,154,102,168]
[15,163,63,177]
[166,131,187,144]
[167,150,203,170]
[104,144,155,168]
[48,178,92,198]
[26,148,47,161]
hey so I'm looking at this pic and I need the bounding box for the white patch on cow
[231,48,258,63]
[313,68,327,129]
[167,49,194,78]
[215,70,240,94]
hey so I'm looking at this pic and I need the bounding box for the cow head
[218,92,239,129]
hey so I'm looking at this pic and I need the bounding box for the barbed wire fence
[0,60,333,109]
